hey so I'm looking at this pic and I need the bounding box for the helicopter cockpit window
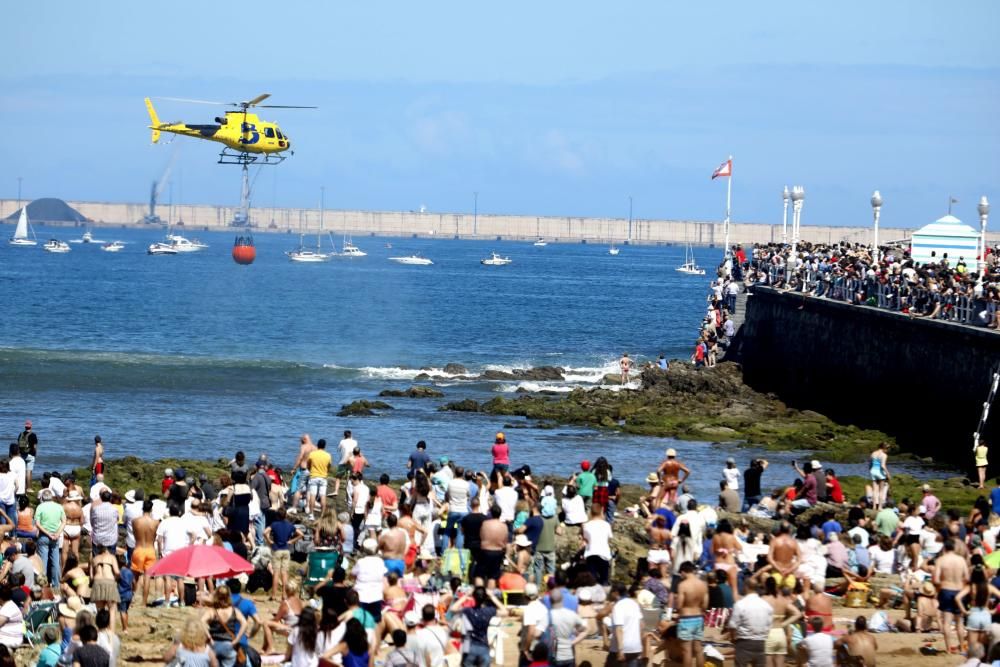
[276,130,285,140]
[263,127,275,138]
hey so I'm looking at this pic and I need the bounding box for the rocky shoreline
[437,361,903,463]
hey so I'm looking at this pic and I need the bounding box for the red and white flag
[711,158,732,180]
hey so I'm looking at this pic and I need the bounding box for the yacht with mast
[9,207,37,246]
[675,242,706,275]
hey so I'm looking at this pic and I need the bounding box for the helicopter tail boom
[144,97,161,143]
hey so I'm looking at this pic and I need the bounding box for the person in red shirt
[825,468,845,504]
[161,468,174,495]
[376,474,398,517]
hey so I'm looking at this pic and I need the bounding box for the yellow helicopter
[144,93,315,164]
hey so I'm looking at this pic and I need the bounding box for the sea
[0,225,939,498]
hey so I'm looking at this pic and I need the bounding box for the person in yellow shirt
[976,440,989,489]
[306,440,332,519]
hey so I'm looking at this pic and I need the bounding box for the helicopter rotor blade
[255,104,318,109]
[245,93,271,107]
[156,96,231,106]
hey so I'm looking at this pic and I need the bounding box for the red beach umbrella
[147,544,254,579]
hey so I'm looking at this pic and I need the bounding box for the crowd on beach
[725,240,1000,328]
[2,418,1000,667]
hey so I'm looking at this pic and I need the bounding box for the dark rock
[478,366,566,382]
[443,363,468,375]
[378,386,445,398]
[420,366,434,371]
[337,400,394,417]
[603,373,623,384]
[414,373,432,381]
[481,369,516,380]
[440,399,481,412]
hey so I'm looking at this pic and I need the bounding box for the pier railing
[745,261,996,328]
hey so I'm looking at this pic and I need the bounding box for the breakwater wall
[734,286,1000,468]
[3,198,984,248]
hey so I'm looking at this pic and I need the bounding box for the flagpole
[724,155,732,259]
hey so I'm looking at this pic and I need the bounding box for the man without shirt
[934,540,969,654]
[477,505,508,588]
[290,434,316,512]
[768,522,801,589]
[378,514,408,577]
[131,499,159,606]
[676,561,709,667]
[835,616,877,667]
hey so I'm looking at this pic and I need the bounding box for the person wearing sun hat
[491,432,510,476]
[656,448,690,509]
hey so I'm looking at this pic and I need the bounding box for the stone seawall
[733,286,1000,467]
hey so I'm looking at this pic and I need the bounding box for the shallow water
[0,226,938,497]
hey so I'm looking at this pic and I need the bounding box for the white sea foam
[495,382,576,394]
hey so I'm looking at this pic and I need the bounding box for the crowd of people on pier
[0,419,998,667]
[718,240,1000,328]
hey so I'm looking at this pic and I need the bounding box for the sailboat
[287,233,331,262]
[9,207,37,246]
[533,238,548,247]
[676,242,706,275]
[608,240,620,256]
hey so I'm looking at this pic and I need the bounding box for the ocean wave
[330,365,471,380]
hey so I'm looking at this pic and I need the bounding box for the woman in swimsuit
[712,520,743,600]
[956,563,1000,659]
[61,555,91,601]
[656,449,690,508]
[381,572,409,633]
[15,496,36,539]
[761,576,803,667]
[869,443,890,512]
[90,545,120,631]
[62,491,84,572]
[261,581,304,654]
[201,585,248,667]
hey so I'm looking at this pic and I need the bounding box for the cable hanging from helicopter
[143,93,316,264]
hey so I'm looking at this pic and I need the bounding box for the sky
[2,1,998,228]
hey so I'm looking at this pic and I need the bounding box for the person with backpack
[451,586,508,667]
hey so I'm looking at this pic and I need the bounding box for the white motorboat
[43,239,71,253]
[481,252,512,266]
[9,207,37,246]
[533,238,548,247]
[676,242,706,275]
[389,254,433,265]
[147,242,178,255]
[101,241,125,253]
[608,243,620,256]
[70,229,105,244]
[338,236,367,257]
[287,233,331,262]
[166,234,208,252]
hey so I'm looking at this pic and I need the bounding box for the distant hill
[3,198,88,223]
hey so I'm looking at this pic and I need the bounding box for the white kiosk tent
[910,214,980,266]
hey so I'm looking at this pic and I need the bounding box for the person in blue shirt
[117,553,134,632]
[407,441,430,474]
[36,626,61,667]
[541,570,579,611]
[821,511,843,538]
[656,355,669,371]
[227,579,260,646]
[990,478,1000,515]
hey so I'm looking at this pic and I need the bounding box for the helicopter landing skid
[217,148,288,166]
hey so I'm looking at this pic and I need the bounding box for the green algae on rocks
[441,362,898,463]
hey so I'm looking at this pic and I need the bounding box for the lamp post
[319,186,325,230]
[870,190,882,264]
[979,196,991,275]
[782,186,789,244]
[790,186,804,268]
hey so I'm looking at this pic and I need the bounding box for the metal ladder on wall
[974,365,1000,450]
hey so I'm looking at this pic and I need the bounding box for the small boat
[533,238,548,247]
[676,242,706,275]
[608,242,620,256]
[166,234,208,252]
[101,241,125,253]
[337,235,367,257]
[70,229,105,244]
[385,242,393,249]
[389,254,433,265]
[286,233,331,262]
[481,252,512,266]
[43,239,71,253]
[9,207,37,246]
[147,242,178,255]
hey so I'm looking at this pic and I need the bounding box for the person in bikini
[61,490,84,572]
[712,519,743,601]
[131,499,160,606]
[90,436,105,487]
[656,448,690,509]
[619,353,634,385]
